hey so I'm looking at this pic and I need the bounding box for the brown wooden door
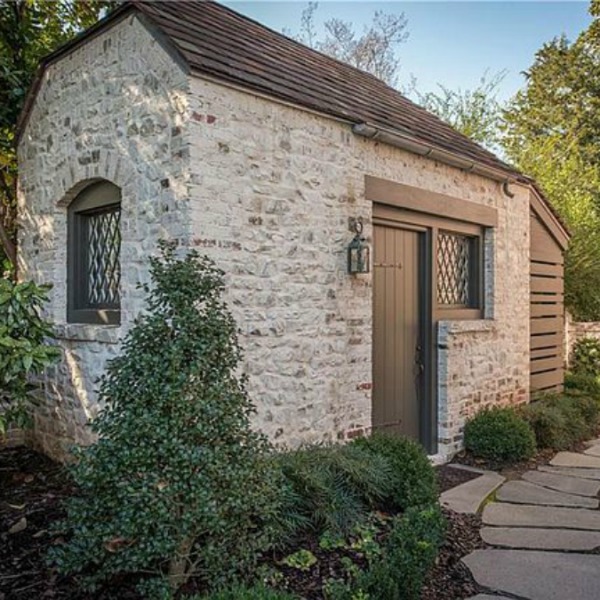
[373,224,423,440]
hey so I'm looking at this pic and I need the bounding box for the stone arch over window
[67,180,122,325]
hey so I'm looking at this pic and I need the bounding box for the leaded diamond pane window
[85,206,121,307]
[437,231,478,307]
[68,181,122,325]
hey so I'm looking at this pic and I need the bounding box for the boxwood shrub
[464,407,536,463]
[351,432,438,510]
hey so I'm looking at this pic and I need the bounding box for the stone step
[496,480,598,508]
[481,526,600,550]
[482,503,600,530]
[465,596,513,600]
[538,465,600,480]
[584,445,600,457]
[550,452,600,469]
[463,549,600,600]
[522,469,600,497]
[440,472,505,514]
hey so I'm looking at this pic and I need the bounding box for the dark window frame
[67,181,122,325]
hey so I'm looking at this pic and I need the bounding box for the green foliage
[281,549,318,572]
[415,70,507,150]
[0,1,114,266]
[565,371,600,397]
[502,23,600,320]
[571,337,600,379]
[0,278,59,434]
[325,505,445,600]
[520,393,600,450]
[49,243,282,598]
[352,432,438,510]
[464,407,536,463]
[191,584,299,600]
[273,443,393,539]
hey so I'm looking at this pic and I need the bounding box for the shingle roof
[133,0,524,181]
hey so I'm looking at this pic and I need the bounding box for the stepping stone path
[461,442,600,599]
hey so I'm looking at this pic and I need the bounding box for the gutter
[352,123,522,195]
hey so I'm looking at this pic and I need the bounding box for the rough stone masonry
[17,13,530,461]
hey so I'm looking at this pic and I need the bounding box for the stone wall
[18,17,531,462]
[187,77,531,459]
[17,14,190,460]
[565,314,600,366]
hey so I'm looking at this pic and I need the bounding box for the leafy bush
[274,443,393,539]
[571,337,600,378]
[565,371,600,397]
[0,278,60,434]
[325,505,445,600]
[521,393,600,450]
[352,432,438,510]
[191,584,299,599]
[464,407,536,463]
[50,243,282,598]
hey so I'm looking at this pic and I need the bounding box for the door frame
[373,213,436,453]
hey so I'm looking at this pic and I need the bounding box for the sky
[222,1,592,102]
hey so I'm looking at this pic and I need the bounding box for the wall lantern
[347,217,370,274]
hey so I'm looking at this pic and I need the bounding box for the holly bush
[0,278,59,435]
[50,242,282,598]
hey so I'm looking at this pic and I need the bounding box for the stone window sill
[55,323,121,344]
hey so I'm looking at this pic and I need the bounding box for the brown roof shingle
[133,0,524,180]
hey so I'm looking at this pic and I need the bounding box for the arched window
[67,181,121,325]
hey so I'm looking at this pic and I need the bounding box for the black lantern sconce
[347,217,370,274]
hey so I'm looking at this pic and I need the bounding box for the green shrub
[326,505,445,600]
[565,371,600,397]
[571,337,600,378]
[464,407,536,463]
[0,279,60,434]
[521,393,600,450]
[273,443,393,539]
[352,432,438,510]
[191,584,299,599]
[49,243,282,599]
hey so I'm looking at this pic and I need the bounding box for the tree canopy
[0,0,112,272]
[288,2,409,87]
[503,5,600,320]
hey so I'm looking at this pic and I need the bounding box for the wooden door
[373,224,424,440]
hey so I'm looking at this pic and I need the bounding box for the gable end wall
[17,15,191,459]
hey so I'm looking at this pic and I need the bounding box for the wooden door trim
[367,175,498,228]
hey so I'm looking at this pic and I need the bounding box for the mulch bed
[1,445,484,600]
[435,464,481,493]
[452,439,590,480]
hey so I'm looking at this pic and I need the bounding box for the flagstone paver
[496,480,598,508]
[538,465,600,480]
[461,442,600,599]
[466,596,513,600]
[550,451,600,468]
[440,472,505,514]
[463,549,600,600]
[522,469,600,497]
[584,445,600,457]
[481,526,600,550]
[483,503,600,530]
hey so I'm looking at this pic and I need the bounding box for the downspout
[352,123,517,197]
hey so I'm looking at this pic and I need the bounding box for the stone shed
[17,0,568,462]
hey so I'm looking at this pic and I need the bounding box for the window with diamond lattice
[437,231,478,307]
[68,181,122,325]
